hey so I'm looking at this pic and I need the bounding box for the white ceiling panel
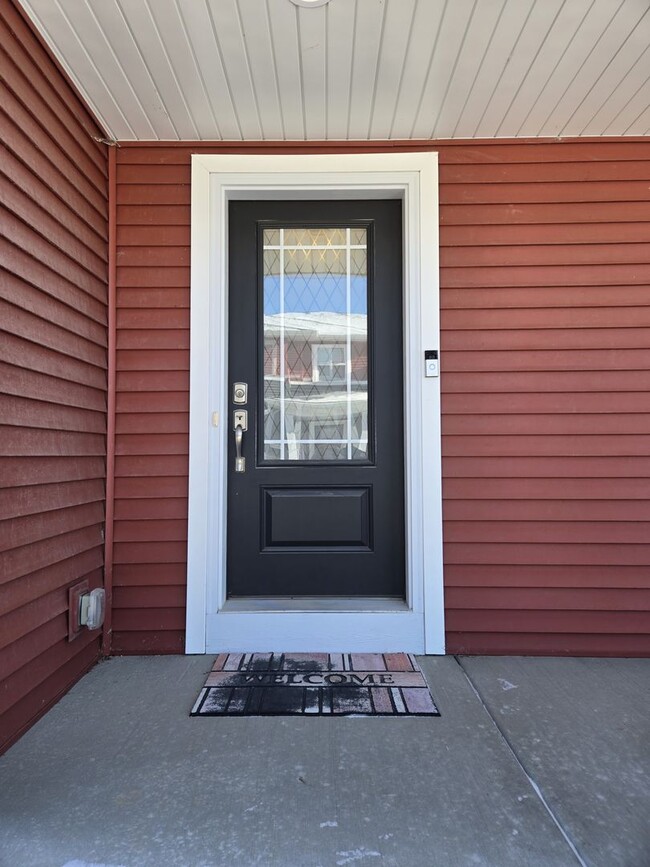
[325,0,356,139]
[583,44,650,134]
[388,0,446,139]
[238,0,285,139]
[515,0,622,137]
[497,0,596,137]
[296,0,328,139]
[117,0,200,138]
[89,1,175,138]
[410,0,478,139]
[366,0,416,139]
[268,0,304,138]
[206,0,263,139]
[18,0,650,141]
[557,7,650,137]
[474,0,566,138]
[536,0,649,137]
[347,0,385,139]
[175,1,242,139]
[452,0,533,139]
[602,62,650,134]
[431,0,507,139]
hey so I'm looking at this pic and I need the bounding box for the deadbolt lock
[233,382,248,405]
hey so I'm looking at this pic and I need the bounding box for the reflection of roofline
[265,395,368,414]
[264,312,366,339]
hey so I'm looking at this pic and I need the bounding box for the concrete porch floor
[0,656,647,867]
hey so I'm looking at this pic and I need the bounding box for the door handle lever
[234,423,245,473]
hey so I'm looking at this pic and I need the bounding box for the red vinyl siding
[112,138,650,657]
[439,140,650,656]
[0,0,108,751]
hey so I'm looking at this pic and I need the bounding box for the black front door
[226,199,404,597]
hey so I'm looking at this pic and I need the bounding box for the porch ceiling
[19,0,650,142]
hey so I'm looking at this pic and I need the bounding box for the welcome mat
[191,653,439,717]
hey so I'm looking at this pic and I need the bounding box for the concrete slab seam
[453,656,588,867]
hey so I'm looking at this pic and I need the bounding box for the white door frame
[186,152,444,655]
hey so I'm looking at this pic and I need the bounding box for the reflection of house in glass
[264,312,368,461]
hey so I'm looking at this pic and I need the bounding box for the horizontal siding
[113,151,189,654]
[438,138,650,657]
[0,0,108,753]
[113,138,650,657]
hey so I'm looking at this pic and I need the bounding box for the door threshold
[221,596,410,613]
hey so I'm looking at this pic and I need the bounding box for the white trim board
[186,152,444,655]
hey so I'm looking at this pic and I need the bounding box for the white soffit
[19,0,650,141]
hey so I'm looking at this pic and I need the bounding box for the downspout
[102,144,117,657]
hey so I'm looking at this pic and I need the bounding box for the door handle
[233,410,247,473]
[234,425,245,473]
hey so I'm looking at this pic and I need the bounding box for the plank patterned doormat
[191,653,439,717]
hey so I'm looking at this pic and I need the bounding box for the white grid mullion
[279,228,286,461]
[346,228,353,460]
[264,244,366,250]
[266,439,368,445]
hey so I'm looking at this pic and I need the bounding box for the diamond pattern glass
[263,227,368,461]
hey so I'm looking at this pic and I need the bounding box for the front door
[226,199,404,598]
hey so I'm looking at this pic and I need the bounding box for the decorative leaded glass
[263,227,368,461]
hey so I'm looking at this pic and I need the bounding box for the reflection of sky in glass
[264,276,367,315]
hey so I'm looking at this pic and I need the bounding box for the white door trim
[186,152,444,655]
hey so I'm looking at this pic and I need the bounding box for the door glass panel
[263,227,369,461]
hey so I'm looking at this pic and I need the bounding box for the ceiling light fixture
[289,0,332,7]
